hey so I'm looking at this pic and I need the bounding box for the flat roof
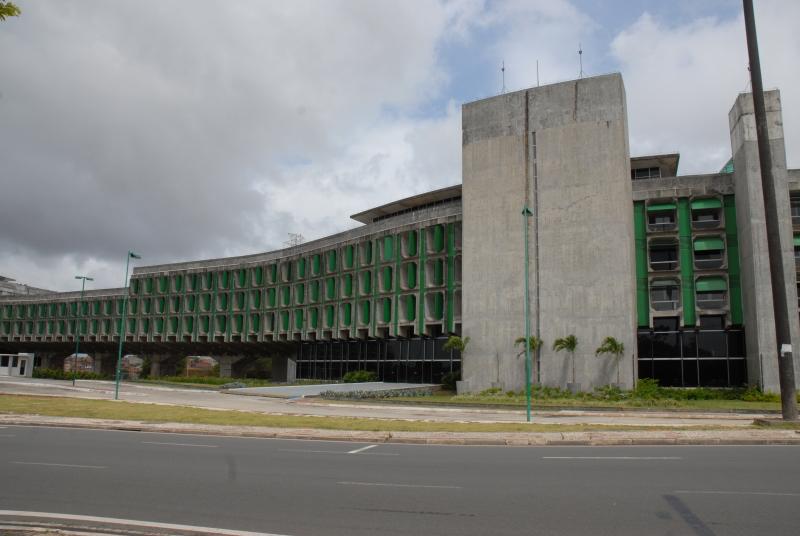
[350,184,462,224]
[631,153,680,177]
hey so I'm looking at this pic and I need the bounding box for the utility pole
[743,0,798,420]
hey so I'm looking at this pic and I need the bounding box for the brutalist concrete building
[1,73,799,393]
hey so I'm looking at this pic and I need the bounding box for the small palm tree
[515,336,542,385]
[552,334,578,385]
[443,335,470,355]
[514,336,542,357]
[595,336,625,385]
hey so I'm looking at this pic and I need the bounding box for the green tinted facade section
[0,223,461,343]
[724,195,744,325]
[633,202,649,327]
[678,198,696,326]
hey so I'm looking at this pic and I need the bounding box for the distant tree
[0,2,21,21]
[443,335,470,355]
[552,334,578,385]
[595,336,625,385]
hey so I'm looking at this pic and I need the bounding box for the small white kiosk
[0,353,34,377]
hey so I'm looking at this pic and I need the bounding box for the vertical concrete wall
[461,74,637,392]
[729,90,800,390]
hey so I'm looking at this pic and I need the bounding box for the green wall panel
[310,308,318,329]
[344,245,354,269]
[296,284,305,304]
[633,201,649,327]
[325,305,335,328]
[326,278,336,300]
[267,288,276,308]
[724,195,744,325]
[678,198,696,326]
[383,236,395,262]
[297,258,307,279]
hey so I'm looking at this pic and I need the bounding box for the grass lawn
[364,393,784,413]
[0,394,726,434]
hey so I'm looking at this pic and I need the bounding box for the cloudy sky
[1,0,798,292]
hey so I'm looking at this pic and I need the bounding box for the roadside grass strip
[0,394,727,433]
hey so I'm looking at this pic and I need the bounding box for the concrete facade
[729,90,800,391]
[462,74,637,392]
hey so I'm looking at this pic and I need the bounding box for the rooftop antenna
[501,60,506,94]
[536,60,539,87]
[284,233,304,250]
[578,43,584,78]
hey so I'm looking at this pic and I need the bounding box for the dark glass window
[698,331,727,357]
[653,316,679,332]
[653,360,682,387]
[700,315,725,330]
[653,332,680,357]
[682,331,698,358]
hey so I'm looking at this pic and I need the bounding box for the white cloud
[611,1,800,174]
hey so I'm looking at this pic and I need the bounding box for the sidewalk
[1,414,798,446]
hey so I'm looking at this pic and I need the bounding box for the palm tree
[552,334,578,385]
[595,336,625,385]
[514,336,542,357]
[443,335,470,355]
[515,336,542,384]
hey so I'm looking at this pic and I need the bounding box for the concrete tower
[461,73,637,392]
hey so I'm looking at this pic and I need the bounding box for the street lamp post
[114,251,141,400]
[522,206,533,422]
[72,275,94,387]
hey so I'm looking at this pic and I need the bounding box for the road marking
[338,481,462,490]
[278,448,398,456]
[142,441,218,448]
[10,462,106,469]
[675,490,800,497]
[348,444,378,454]
[0,510,292,536]
[543,456,682,460]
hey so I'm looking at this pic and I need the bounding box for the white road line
[338,481,462,490]
[348,444,378,454]
[675,490,800,497]
[141,441,218,448]
[277,448,398,456]
[10,462,106,469]
[0,510,291,536]
[543,456,683,460]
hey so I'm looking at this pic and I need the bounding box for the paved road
[0,377,767,427]
[233,381,435,397]
[0,426,798,535]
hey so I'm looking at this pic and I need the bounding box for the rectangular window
[632,167,661,180]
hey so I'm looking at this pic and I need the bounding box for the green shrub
[633,378,661,399]
[33,368,107,381]
[342,370,378,383]
[440,371,460,392]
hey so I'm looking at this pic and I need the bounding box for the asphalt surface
[0,426,798,535]
[233,381,435,397]
[0,377,769,427]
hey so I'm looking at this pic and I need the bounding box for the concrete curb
[1,414,799,447]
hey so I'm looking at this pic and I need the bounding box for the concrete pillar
[217,355,244,378]
[149,356,162,378]
[729,90,800,390]
[271,354,297,383]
